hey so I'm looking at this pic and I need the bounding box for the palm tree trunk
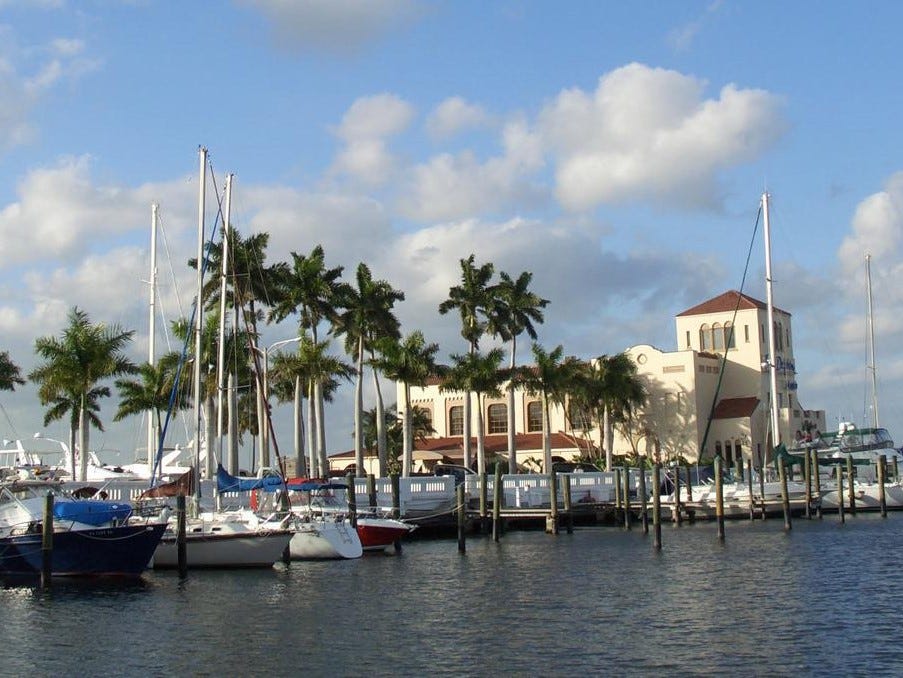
[204,396,215,477]
[78,397,89,482]
[354,339,365,477]
[463,392,472,470]
[604,406,613,471]
[228,372,239,475]
[507,337,517,474]
[402,383,413,477]
[315,382,328,477]
[476,392,486,475]
[542,392,552,473]
[294,375,306,477]
[307,381,317,477]
[371,351,388,478]
[68,426,77,481]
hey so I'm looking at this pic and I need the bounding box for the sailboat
[146,149,291,568]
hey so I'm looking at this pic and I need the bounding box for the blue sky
[2,0,903,466]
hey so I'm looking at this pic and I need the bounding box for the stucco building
[393,289,826,470]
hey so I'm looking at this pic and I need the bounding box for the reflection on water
[4,516,903,676]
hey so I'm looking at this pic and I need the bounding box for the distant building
[329,290,825,474]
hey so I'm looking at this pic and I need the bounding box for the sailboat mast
[194,147,207,498]
[216,174,233,472]
[866,253,879,428]
[762,192,781,448]
[147,203,158,479]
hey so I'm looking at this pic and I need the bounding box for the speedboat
[0,478,165,577]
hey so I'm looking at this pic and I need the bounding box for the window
[725,322,736,349]
[527,401,543,432]
[414,406,433,433]
[713,322,724,351]
[699,324,712,351]
[744,324,750,343]
[685,330,691,348]
[724,440,734,467]
[786,327,790,348]
[449,405,464,436]
[567,400,591,431]
[761,323,765,342]
[487,404,507,434]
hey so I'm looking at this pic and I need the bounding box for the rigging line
[699,202,762,460]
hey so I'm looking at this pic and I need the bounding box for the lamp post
[252,336,303,472]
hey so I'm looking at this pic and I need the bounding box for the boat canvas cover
[216,465,284,493]
[53,500,132,526]
[139,468,195,498]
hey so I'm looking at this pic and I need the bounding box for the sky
[2,0,903,468]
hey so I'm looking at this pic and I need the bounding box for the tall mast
[147,203,158,479]
[216,174,233,472]
[762,192,781,450]
[866,253,879,428]
[194,147,207,501]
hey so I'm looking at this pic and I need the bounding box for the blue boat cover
[53,500,133,526]
[216,464,285,493]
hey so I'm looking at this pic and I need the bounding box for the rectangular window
[662,365,685,373]
[487,404,507,434]
[527,401,543,432]
[449,405,464,436]
[761,324,765,342]
[744,324,750,343]
[685,330,691,348]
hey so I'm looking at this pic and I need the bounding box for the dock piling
[492,463,503,542]
[837,463,845,524]
[878,454,887,517]
[652,464,662,550]
[623,466,631,530]
[176,494,187,578]
[715,456,725,541]
[779,457,792,531]
[41,492,54,587]
[562,474,573,534]
[638,462,649,534]
[846,455,856,515]
[346,473,357,529]
[456,484,466,554]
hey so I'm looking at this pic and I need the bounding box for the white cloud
[838,171,903,275]
[426,97,490,139]
[667,0,723,52]
[239,0,423,54]
[329,94,414,186]
[539,63,786,211]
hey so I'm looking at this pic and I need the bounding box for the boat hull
[153,529,293,569]
[0,523,165,577]
[287,521,362,560]
[356,517,412,552]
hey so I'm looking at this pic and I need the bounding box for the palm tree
[489,270,548,475]
[442,348,506,475]
[270,245,345,468]
[30,307,137,481]
[594,353,646,470]
[114,352,189,466]
[438,254,496,469]
[514,343,582,473]
[0,351,25,391]
[372,332,440,477]
[334,263,404,477]
[291,334,355,477]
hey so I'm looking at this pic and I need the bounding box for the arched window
[699,324,712,351]
[715,440,723,460]
[527,401,543,432]
[724,321,736,349]
[567,400,590,431]
[724,440,734,467]
[448,405,464,436]
[713,322,724,351]
[487,404,507,434]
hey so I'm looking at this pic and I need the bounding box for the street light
[251,336,303,471]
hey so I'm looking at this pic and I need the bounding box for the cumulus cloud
[426,97,491,139]
[838,171,903,275]
[399,117,545,221]
[329,94,414,186]
[239,0,424,54]
[538,63,786,211]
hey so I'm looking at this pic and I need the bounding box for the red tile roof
[677,290,789,317]
[712,396,760,419]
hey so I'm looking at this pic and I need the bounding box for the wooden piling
[737,457,744,482]
[456,483,466,553]
[837,463,845,524]
[479,472,488,533]
[878,454,887,518]
[686,464,694,502]
[846,455,856,514]
[652,464,662,550]
[614,468,622,513]
[623,466,631,530]
[811,449,822,519]
[492,462,503,542]
[176,494,187,578]
[390,473,401,519]
[778,457,792,531]
[366,473,377,511]
[562,473,573,534]
[747,462,755,521]
[758,465,766,521]
[638,463,649,534]
[715,456,725,541]
[345,473,358,529]
[41,493,54,587]
[673,466,683,525]
[803,447,812,519]
[893,457,899,483]
[548,471,559,535]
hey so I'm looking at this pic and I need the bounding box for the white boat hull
[287,520,362,560]
[819,482,903,510]
[153,529,292,569]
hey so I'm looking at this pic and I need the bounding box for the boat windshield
[839,427,894,452]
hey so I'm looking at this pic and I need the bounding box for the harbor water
[5,515,903,676]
